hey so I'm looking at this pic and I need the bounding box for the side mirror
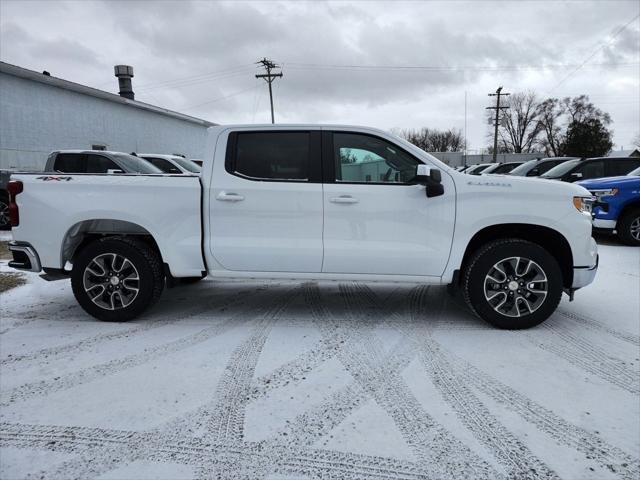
[415,164,444,197]
[107,169,124,174]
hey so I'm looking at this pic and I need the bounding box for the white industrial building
[0,62,216,171]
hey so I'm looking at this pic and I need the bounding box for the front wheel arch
[459,224,574,289]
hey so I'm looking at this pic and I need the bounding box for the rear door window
[53,153,86,172]
[607,159,640,176]
[576,160,605,179]
[86,154,120,173]
[231,132,310,181]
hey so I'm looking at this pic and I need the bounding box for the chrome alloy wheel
[483,256,548,318]
[630,216,640,242]
[83,253,140,310]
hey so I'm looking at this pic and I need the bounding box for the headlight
[589,188,618,199]
[573,196,594,214]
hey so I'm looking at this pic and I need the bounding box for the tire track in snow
[0,285,278,408]
[246,284,411,403]
[203,288,299,445]
[456,359,640,480]
[19,285,293,480]
[358,284,559,480]
[533,322,639,395]
[0,317,39,335]
[361,285,640,480]
[246,332,341,402]
[269,286,420,447]
[556,309,640,347]
[304,282,501,480]
[0,285,257,367]
[0,422,429,480]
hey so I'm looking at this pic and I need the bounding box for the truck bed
[10,173,205,277]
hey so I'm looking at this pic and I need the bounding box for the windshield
[490,163,522,174]
[540,159,580,178]
[469,164,492,174]
[627,166,640,176]
[509,160,537,176]
[113,153,163,174]
[173,157,201,173]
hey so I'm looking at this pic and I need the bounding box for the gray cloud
[1,0,638,150]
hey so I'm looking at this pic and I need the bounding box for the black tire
[71,237,164,321]
[617,208,640,246]
[0,193,10,230]
[462,239,563,329]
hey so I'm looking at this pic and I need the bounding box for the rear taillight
[7,180,23,227]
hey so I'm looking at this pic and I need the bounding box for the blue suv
[577,166,640,245]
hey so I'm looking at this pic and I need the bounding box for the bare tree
[632,132,640,148]
[398,127,464,152]
[563,95,611,125]
[536,98,565,157]
[497,91,543,153]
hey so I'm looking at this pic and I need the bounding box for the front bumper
[572,254,598,289]
[592,218,616,229]
[8,241,42,272]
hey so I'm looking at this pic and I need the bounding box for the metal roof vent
[114,65,134,100]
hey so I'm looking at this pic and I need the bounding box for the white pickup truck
[7,125,598,329]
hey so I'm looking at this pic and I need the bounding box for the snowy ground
[0,240,638,480]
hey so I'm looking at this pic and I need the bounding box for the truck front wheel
[462,239,563,329]
[71,237,164,321]
[617,208,640,246]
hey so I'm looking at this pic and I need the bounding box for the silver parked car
[138,154,201,174]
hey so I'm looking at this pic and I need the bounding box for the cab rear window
[230,132,310,181]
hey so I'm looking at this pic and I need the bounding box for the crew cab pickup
[7,125,598,329]
[577,166,640,246]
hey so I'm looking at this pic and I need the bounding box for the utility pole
[486,86,510,162]
[255,58,283,124]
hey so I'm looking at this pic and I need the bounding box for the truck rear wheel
[617,208,640,246]
[462,239,563,329]
[71,237,164,321]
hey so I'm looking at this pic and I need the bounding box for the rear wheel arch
[62,219,163,269]
[459,223,574,289]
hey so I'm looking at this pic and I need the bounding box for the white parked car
[7,125,598,329]
[138,154,201,174]
[465,163,496,175]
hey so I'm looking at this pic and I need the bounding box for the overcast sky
[1,0,638,152]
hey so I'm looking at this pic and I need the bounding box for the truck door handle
[330,195,359,204]
[216,192,245,202]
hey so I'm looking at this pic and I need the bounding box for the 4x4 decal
[35,176,73,182]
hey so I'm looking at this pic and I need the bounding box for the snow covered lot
[0,239,638,480]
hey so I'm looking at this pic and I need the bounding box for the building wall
[0,72,209,170]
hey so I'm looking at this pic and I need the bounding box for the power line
[549,14,640,92]
[255,58,283,124]
[284,61,638,72]
[135,64,255,91]
[181,84,260,111]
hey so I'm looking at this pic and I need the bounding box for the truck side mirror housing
[415,165,444,197]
